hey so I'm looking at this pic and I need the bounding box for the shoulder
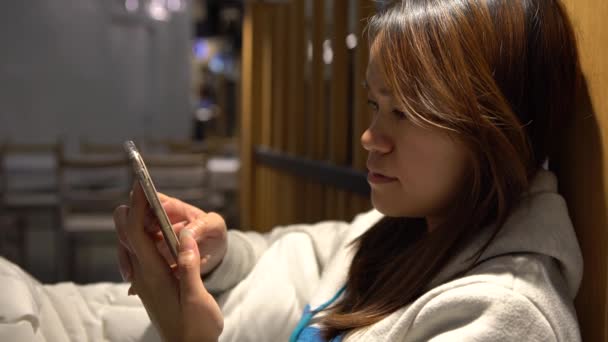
[410,254,579,341]
[403,281,557,341]
[350,254,580,342]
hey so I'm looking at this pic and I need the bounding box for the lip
[367,171,398,184]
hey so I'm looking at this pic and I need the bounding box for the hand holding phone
[124,140,180,262]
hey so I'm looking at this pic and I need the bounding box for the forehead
[365,57,392,96]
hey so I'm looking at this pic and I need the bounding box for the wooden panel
[347,2,375,219]
[286,1,306,155]
[260,6,273,150]
[306,0,327,221]
[352,2,376,171]
[261,4,274,229]
[329,0,350,220]
[272,5,288,153]
[241,0,376,228]
[252,3,264,230]
[239,2,256,229]
[329,0,349,164]
[242,2,278,230]
[287,0,306,223]
[310,0,327,160]
[557,1,608,341]
[273,4,290,226]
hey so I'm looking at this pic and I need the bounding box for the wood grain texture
[352,1,375,171]
[240,1,376,229]
[326,0,349,223]
[557,1,608,341]
[311,0,327,160]
[239,2,255,229]
[330,0,349,164]
[274,5,290,226]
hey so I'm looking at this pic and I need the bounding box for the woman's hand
[117,189,228,276]
[113,183,224,342]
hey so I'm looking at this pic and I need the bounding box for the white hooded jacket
[206,170,583,341]
[0,170,582,341]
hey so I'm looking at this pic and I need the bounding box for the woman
[113,0,583,340]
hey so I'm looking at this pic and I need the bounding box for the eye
[392,109,407,120]
[367,99,379,113]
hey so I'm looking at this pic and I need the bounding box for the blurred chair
[0,212,26,265]
[149,137,237,157]
[79,139,127,155]
[1,141,61,205]
[163,139,208,154]
[144,153,224,211]
[0,140,5,201]
[150,138,239,225]
[58,151,130,282]
[0,141,62,273]
[143,138,203,154]
[0,142,26,265]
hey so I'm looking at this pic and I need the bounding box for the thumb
[177,229,208,301]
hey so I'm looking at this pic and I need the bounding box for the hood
[429,169,583,298]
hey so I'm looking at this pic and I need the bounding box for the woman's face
[362,57,470,226]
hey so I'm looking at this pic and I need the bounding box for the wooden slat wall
[558,1,608,341]
[286,0,307,225]
[306,0,326,222]
[238,3,255,229]
[327,0,349,219]
[351,1,377,215]
[240,0,373,231]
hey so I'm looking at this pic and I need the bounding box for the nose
[361,120,393,154]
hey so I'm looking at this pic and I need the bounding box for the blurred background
[0,0,374,285]
[0,0,245,285]
[0,1,606,340]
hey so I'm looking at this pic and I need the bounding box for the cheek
[393,135,469,215]
[418,144,469,212]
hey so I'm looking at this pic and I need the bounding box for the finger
[157,192,173,203]
[177,229,208,304]
[117,242,133,282]
[145,217,187,237]
[126,182,167,270]
[182,217,207,242]
[171,264,179,279]
[151,221,188,265]
[186,212,227,245]
[156,239,176,267]
[169,221,189,236]
[113,205,133,253]
[148,193,202,227]
[142,205,159,232]
[162,197,204,223]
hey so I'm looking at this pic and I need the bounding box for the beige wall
[0,1,192,144]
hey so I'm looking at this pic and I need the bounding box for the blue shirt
[289,286,347,342]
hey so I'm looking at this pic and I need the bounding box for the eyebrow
[363,79,392,96]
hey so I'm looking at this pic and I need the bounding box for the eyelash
[367,100,407,120]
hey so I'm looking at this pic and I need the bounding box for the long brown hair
[321,0,579,338]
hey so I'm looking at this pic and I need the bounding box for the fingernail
[179,229,196,251]
[120,266,132,282]
[178,229,196,265]
[118,249,132,281]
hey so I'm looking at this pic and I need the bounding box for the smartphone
[124,140,180,262]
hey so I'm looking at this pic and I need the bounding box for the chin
[371,192,415,217]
